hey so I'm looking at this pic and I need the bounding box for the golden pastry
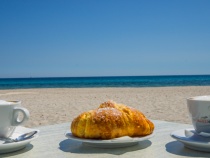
[71,100,154,139]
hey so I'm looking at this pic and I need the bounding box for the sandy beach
[0,86,210,128]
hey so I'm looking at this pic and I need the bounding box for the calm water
[0,75,210,89]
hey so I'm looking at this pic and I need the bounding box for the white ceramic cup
[187,96,210,134]
[0,100,30,138]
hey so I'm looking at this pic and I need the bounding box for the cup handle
[12,107,30,126]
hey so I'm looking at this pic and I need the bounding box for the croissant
[71,101,154,139]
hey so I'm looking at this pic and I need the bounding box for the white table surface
[2,120,210,158]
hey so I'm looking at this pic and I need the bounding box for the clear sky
[0,0,210,78]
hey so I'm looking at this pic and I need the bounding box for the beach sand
[0,86,210,127]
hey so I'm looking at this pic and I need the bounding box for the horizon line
[0,74,210,79]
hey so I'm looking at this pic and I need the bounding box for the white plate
[65,132,155,148]
[171,128,210,152]
[0,126,39,154]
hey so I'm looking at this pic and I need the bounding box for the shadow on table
[59,139,151,155]
[166,141,210,157]
[0,144,33,158]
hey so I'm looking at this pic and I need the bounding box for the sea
[0,75,210,89]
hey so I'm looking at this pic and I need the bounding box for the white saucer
[171,128,210,152]
[0,126,39,154]
[65,132,155,148]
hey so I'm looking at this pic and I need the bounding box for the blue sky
[0,0,210,78]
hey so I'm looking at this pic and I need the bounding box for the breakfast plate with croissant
[66,101,155,148]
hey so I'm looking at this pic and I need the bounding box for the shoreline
[0,85,210,91]
[0,86,210,127]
